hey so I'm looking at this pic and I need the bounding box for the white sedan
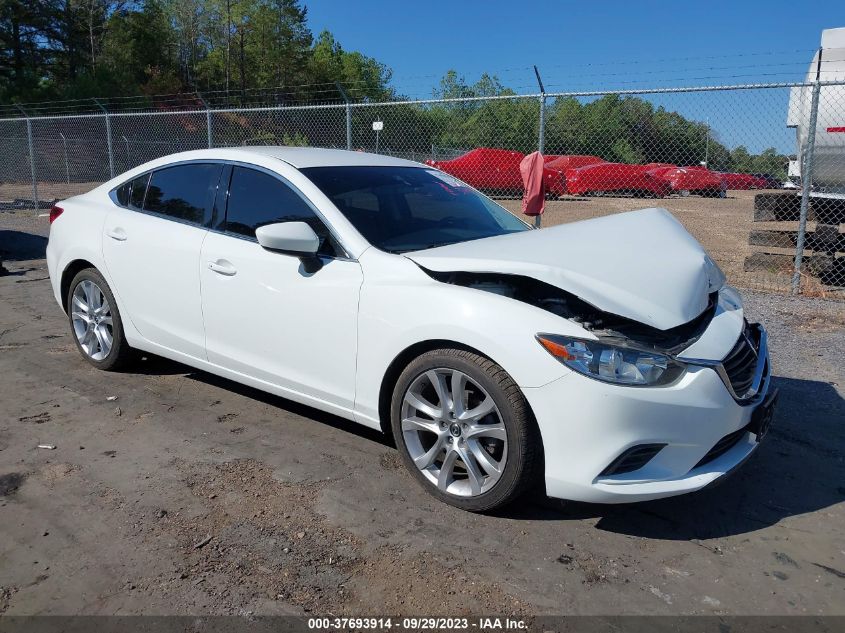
[46,147,776,511]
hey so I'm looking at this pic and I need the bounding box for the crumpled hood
[405,208,725,330]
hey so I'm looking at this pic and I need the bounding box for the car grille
[694,426,748,469]
[722,323,762,399]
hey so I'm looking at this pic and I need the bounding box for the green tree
[754,147,788,178]
[0,0,52,100]
[99,2,177,93]
[248,0,311,89]
[309,30,392,101]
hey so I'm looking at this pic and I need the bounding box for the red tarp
[520,151,546,216]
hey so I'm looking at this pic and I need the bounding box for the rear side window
[115,182,130,206]
[144,164,220,225]
[128,174,148,209]
[113,173,149,209]
[224,166,338,257]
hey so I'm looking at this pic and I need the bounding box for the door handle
[106,228,127,241]
[208,260,237,276]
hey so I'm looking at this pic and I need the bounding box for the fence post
[533,65,546,228]
[336,82,352,150]
[792,49,823,295]
[93,98,115,178]
[17,105,39,211]
[59,132,70,183]
[121,135,131,168]
[197,92,213,148]
[538,95,547,154]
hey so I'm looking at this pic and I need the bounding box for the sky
[307,0,845,153]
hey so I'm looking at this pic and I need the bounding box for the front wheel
[67,268,133,371]
[390,349,542,512]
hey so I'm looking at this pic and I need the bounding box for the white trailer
[786,27,845,197]
[748,28,845,289]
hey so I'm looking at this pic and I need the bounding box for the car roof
[93,146,428,209]
[204,146,425,169]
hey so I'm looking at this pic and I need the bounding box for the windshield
[300,166,530,253]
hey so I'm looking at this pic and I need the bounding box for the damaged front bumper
[523,319,773,504]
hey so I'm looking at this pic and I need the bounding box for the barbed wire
[377,48,820,84]
[0,48,838,118]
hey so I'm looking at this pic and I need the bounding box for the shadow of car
[505,375,844,539]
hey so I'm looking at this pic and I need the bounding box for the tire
[66,267,133,371]
[390,348,542,512]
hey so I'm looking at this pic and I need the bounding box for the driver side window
[224,166,339,257]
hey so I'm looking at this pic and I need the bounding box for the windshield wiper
[413,240,464,251]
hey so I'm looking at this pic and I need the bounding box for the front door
[200,165,363,414]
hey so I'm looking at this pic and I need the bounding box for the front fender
[353,249,585,427]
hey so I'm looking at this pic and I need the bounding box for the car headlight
[536,334,685,386]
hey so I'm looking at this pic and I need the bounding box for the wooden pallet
[744,193,844,287]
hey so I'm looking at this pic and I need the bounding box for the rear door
[200,165,363,413]
[103,162,223,359]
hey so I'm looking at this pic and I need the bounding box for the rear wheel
[67,268,133,370]
[390,348,541,512]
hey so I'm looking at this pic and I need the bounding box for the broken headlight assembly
[536,334,686,386]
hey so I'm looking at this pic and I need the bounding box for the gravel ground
[0,207,843,617]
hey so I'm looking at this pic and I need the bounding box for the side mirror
[255,221,319,256]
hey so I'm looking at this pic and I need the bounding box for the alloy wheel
[71,280,114,361]
[400,368,507,497]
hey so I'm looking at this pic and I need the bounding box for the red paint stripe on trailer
[827,127,845,132]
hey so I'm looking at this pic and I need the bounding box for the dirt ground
[0,204,844,617]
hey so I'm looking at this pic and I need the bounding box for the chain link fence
[1,80,844,299]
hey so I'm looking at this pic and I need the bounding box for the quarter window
[224,166,338,257]
[115,182,130,206]
[128,174,149,209]
[143,164,220,225]
[113,173,148,209]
